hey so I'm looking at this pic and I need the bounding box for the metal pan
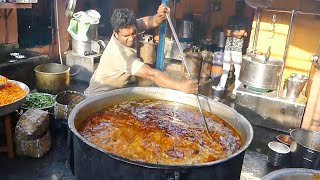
[262,168,320,180]
[0,80,30,116]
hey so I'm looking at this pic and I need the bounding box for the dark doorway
[17,0,52,48]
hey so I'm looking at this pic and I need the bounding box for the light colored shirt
[85,19,147,97]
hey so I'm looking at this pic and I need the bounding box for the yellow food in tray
[0,82,26,106]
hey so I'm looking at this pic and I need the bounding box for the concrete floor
[0,125,73,180]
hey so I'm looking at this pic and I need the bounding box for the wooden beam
[0,3,32,9]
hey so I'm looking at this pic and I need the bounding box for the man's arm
[138,4,169,30]
[225,15,247,39]
[135,64,198,94]
[231,29,247,38]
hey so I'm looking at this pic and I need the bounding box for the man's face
[114,25,136,48]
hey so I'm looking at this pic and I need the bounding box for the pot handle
[304,149,316,160]
[70,67,81,77]
[303,157,313,163]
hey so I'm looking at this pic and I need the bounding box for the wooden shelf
[0,3,32,9]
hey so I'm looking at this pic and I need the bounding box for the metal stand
[235,84,306,132]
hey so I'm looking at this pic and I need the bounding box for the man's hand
[155,4,170,24]
[140,4,170,30]
[179,79,199,94]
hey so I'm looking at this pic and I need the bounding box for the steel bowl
[262,168,320,180]
[21,92,56,110]
[276,134,292,146]
[0,80,30,116]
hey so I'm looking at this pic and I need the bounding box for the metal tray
[0,80,30,116]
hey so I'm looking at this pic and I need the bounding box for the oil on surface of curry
[80,99,242,165]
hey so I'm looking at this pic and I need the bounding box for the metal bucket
[34,63,70,94]
[239,55,283,90]
[290,129,320,169]
[283,74,308,101]
[54,91,85,120]
[212,86,225,101]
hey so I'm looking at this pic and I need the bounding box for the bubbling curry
[79,99,242,165]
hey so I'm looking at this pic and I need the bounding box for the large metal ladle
[165,13,214,142]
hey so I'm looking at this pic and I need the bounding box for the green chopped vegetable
[22,93,55,109]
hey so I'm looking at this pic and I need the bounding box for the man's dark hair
[110,8,136,32]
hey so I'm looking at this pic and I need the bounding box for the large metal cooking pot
[290,129,320,169]
[239,55,283,90]
[34,63,70,94]
[68,87,253,180]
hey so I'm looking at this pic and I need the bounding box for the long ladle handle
[165,13,192,78]
[165,13,214,142]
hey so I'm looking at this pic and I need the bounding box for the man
[217,3,248,97]
[85,4,198,97]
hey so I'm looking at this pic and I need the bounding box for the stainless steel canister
[283,73,308,101]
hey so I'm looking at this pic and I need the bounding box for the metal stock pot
[239,55,283,90]
[68,87,253,180]
[34,63,70,94]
